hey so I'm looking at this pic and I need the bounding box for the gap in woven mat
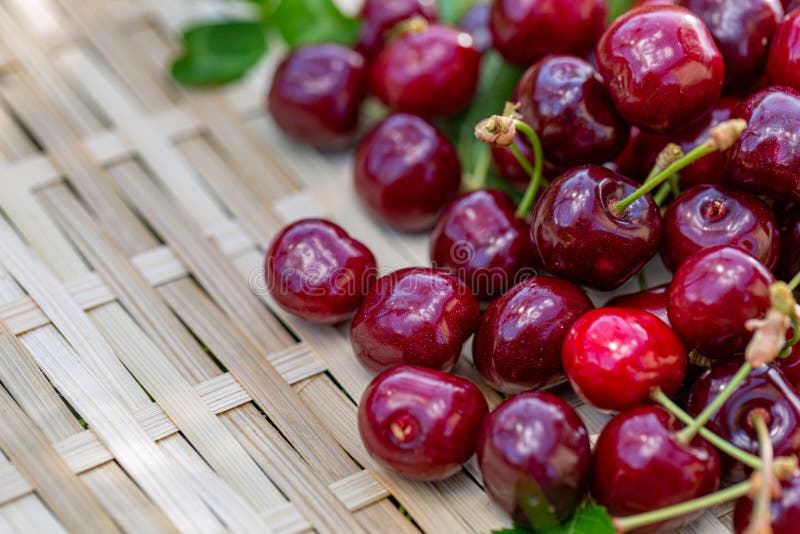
[172,310,229,375]
[387,494,422,532]
[54,387,89,430]
[323,370,357,406]
[0,100,45,153]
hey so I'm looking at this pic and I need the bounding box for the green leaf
[492,504,616,534]
[171,20,266,86]
[437,0,477,24]
[270,0,360,47]
[608,0,635,21]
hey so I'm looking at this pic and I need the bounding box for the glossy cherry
[591,406,721,531]
[350,268,480,372]
[734,475,800,534]
[490,0,606,66]
[660,184,780,272]
[472,276,593,394]
[369,23,480,117]
[430,189,535,300]
[265,219,377,324]
[678,0,783,91]
[516,55,629,168]
[607,127,666,182]
[268,44,367,150]
[606,285,671,326]
[354,113,461,232]
[726,87,800,203]
[530,165,663,291]
[459,2,491,54]
[357,0,438,57]
[478,392,591,530]
[358,365,488,480]
[562,308,687,412]
[595,5,725,134]
[767,10,800,92]
[668,246,774,357]
[778,205,800,282]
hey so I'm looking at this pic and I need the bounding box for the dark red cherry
[478,391,591,529]
[595,5,725,134]
[778,205,800,282]
[491,133,538,188]
[459,2,492,54]
[530,165,663,291]
[660,185,780,272]
[357,0,438,57]
[777,344,800,391]
[265,219,377,324]
[369,23,480,117]
[516,55,630,168]
[668,246,774,357]
[687,361,800,472]
[768,10,800,91]
[734,474,800,534]
[472,276,593,394]
[268,44,367,150]
[591,406,721,531]
[678,0,783,91]
[430,190,535,300]
[726,87,800,203]
[350,268,480,372]
[358,365,487,480]
[490,0,606,66]
[354,113,461,232]
[607,127,665,182]
[563,308,687,412]
[606,285,671,326]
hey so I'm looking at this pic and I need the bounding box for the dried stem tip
[710,118,747,151]
[475,115,516,147]
[655,143,684,172]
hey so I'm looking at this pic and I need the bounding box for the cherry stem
[654,182,673,206]
[650,388,762,470]
[749,412,774,534]
[465,145,491,191]
[788,271,800,292]
[676,362,753,444]
[613,480,751,533]
[779,312,800,359]
[513,121,545,219]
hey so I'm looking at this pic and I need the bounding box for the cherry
[687,361,800,474]
[350,267,480,372]
[660,184,780,272]
[369,23,480,117]
[668,246,774,358]
[562,308,687,412]
[357,0,438,57]
[459,2,492,54]
[429,189,535,300]
[354,113,461,232]
[358,365,488,480]
[591,406,721,531]
[734,474,800,534]
[489,0,606,66]
[778,205,800,282]
[268,44,367,150]
[516,55,630,168]
[477,391,591,529]
[265,219,377,324]
[725,87,800,203]
[472,276,593,394]
[767,10,800,92]
[595,5,725,134]
[776,344,800,391]
[530,165,663,291]
[606,285,671,326]
[491,133,538,188]
[678,0,783,91]
[607,127,665,182]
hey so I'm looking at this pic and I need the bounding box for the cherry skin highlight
[473,276,594,394]
[265,219,377,324]
[350,268,480,372]
[459,2,492,54]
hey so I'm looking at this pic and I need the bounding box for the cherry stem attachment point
[513,121,545,219]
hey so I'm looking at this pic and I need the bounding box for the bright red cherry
[516,55,630,168]
[369,23,480,117]
[668,246,774,358]
[354,113,461,232]
[562,308,687,412]
[489,0,606,66]
[357,0,438,57]
[478,392,591,529]
[726,87,800,203]
[778,205,800,282]
[530,165,663,291]
[606,285,671,326]
[350,268,480,372]
[265,219,377,324]
[430,190,536,300]
[459,2,492,54]
[767,10,800,91]
[358,366,487,480]
[592,406,721,531]
[660,184,780,272]
[473,277,594,394]
[595,5,725,134]
[268,44,367,150]
[734,475,800,534]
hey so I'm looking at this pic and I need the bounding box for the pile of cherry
[264,0,800,532]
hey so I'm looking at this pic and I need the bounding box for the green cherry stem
[676,361,753,444]
[748,411,774,534]
[650,388,762,470]
[614,481,751,533]
[779,312,800,359]
[513,121,545,219]
[788,270,800,292]
[653,182,673,206]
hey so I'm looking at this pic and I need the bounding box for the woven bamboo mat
[0,0,734,532]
